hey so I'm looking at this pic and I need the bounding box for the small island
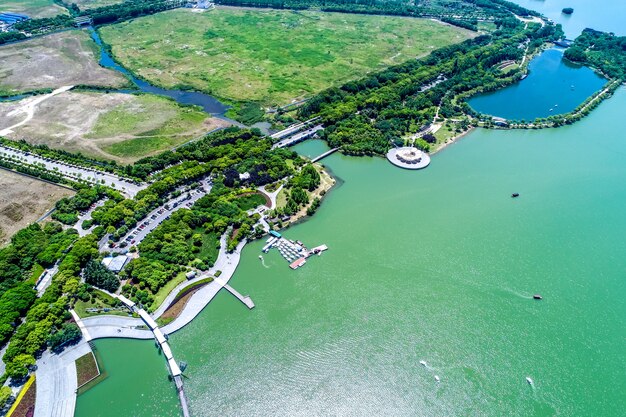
[562,7,574,15]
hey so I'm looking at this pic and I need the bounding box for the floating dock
[263,235,327,269]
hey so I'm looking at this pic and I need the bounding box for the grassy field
[68,0,124,10]
[1,0,67,18]
[100,7,475,107]
[0,169,74,247]
[75,353,100,387]
[0,30,127,95]
[0,91,228,163]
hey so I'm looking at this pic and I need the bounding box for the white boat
[526,377,533,385]
[419,360,427,366]
[434,375,440,382]
[258,255,263,260]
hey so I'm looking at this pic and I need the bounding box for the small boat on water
[258,255,263,260]
[511,193,520,198]
[533,294,543,300]
[526,377,533,385]
[434,375,440,382]
[419,360,427,366]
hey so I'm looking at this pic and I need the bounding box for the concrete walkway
[32,224,250,417]
[34,342,91,417]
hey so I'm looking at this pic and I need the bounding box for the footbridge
[311,148,339,163]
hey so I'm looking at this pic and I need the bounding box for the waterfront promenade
[34,234,249,417]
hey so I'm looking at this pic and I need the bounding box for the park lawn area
[100,7,475,107]
[149,271,188,313]
[0,91,229,163]
[1,0,67,18]
[73,290,129,318]
[233,192,268,211]
[0,30,126,95]
[193,230,220,264]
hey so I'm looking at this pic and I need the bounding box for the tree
[48,323,82,353]
[0,386,12,409]
[5,354,35,380]
[83,260,120,292]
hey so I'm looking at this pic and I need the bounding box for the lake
[467,48,607,121]
[76,88,626,417]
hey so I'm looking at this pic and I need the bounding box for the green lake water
[76,88,626,416]
[467,48,607,121]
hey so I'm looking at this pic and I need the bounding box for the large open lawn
[0,30,127,95]
[1,0,67,18]
[0,91,228,163]
[0,168,74,246]
[100,7,475,106]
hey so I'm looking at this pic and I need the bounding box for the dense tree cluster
[0,223,77,348]
[215,0,537,27]
[2,234,99,379]
[47,323,82,353]
[564,29,626,80]
[83,260,120,293]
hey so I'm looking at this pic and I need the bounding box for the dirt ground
[0,168,74,247]
[0,30,127,94]
[0,91,229,163]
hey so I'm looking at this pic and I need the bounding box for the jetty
[224,284,255,309]
[261,233,328,269]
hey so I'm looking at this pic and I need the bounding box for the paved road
[0,145,145,198]
[101,179,212,252]
[272,125,324,149]
[35,263,59,296]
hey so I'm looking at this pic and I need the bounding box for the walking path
[0,86,73,136]
[33,218,253,417]
[33,342,91,417]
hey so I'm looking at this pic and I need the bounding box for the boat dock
[261,231,327,269]
[224,284,255,309]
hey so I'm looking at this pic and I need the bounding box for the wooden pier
[224,284,255,309]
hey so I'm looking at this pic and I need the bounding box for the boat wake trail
[259,256,270,269]
[502,287,533,300]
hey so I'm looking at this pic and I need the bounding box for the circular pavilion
[386,146,431,170]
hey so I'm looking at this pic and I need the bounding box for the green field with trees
[99,7,474,109]
[297,16,563,154]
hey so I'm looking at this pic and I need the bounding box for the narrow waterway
[76,88,626,417]
[468,48,607,121]
[88,28,233,118]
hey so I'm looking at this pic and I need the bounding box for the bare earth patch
[0,91,230,163]
[0,30,127,95]
[0,169,74,246]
